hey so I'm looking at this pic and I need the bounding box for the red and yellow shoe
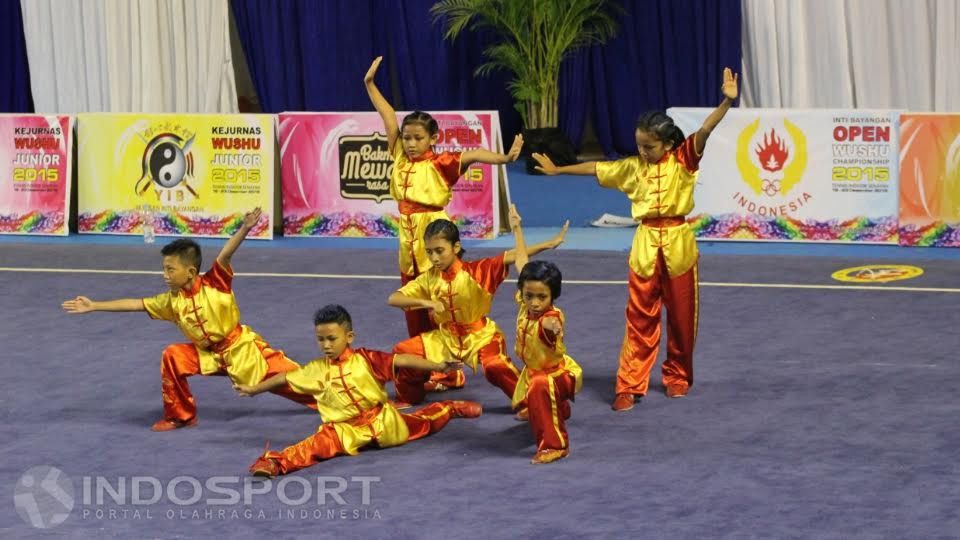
[531,449,569,465]
[665,383,689,398]
[151,417,198,432]
[514,407,529,422]
[611,393,635,412]
[249,456,279,479]
[423,381,448,392]
[450,400,483,419]
[249,442,281,479]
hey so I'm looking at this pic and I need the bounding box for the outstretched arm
[62,296,145,314]
[508,204,528,273]
[394,354,463,373]
[695,67,738,155]
[531,153,599,176]
[461,134,523,168]
[234,372,288,397]
[503,220,569,266]
[217,207,261,269]
[364,56,399,154]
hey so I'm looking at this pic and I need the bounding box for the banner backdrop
[899,114,960,247]
[0,115,73,235]
[279,111,504,239]
[668,108,900,242]
[77,114,274,238]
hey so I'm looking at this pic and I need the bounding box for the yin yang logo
[150,140,185,188]
[136,133,196,196]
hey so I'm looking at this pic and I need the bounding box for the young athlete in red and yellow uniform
[508,205,581,464]
[533,68,739,411]
[238,305,481,478]
[62,208,316,431]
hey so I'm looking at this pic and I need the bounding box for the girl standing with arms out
[533,68,739,412]
[364,56,523,392]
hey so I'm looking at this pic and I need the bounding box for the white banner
[668,108,900,243]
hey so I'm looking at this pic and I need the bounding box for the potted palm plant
[431,0,620,173]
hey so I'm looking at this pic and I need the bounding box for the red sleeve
[675,133,702,172]
[538,311,563,349]
[432,151,463,187]
[463,253,508,295]
[360,348,396,384]
[201,260,233,293]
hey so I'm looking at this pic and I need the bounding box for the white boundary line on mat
[1,266,958,293]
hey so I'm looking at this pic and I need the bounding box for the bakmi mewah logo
[831,265,924,284]
[135,130,198,203]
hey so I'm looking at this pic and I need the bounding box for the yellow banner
[77,113,274,238]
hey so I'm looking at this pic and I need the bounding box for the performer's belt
[208,324,243,354]
[398,200,444,216]
[526,359,567,377]
[442,317,488,336]
[641,216,685,228]
[348,404,384,427]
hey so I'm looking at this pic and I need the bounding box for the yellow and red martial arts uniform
[142,260,315,423]
[257,347,467,474]
[595,133,702,397]
[390,143,465,387]
[512,293,583,455]
[392,254,521,405]
[390,143,461,336]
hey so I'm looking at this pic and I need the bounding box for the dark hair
[517,260,562,300]
[635,110,685,150]
[313,304,353,331]
[424,219,465,258]
[401,110,439,137]
[160,238,202,270]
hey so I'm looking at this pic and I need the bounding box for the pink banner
[280,111,503,238]
[0,115,72,235]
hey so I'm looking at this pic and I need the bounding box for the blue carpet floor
[1,240,958,538]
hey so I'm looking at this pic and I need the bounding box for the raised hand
[722,67,739,100]
[531,153,559,175]
[62,296,95,314]
[549,220,570,248]
[506,134,524,162]
[242,207,262,230]
[364,56,383,84]
[508,204,522,229]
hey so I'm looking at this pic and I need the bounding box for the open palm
[532,153,559,175]
[722,67,739,100]
[62,296,94,314]
[551,220,571,248]
[506,134,524,162]
[364,56,383,84]
[242,207,262,229]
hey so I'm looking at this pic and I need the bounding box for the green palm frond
[432,0,621,128]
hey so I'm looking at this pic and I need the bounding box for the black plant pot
[521,127,578,175]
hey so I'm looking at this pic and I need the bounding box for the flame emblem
[756,129,789,172]
[736,119,807,196]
